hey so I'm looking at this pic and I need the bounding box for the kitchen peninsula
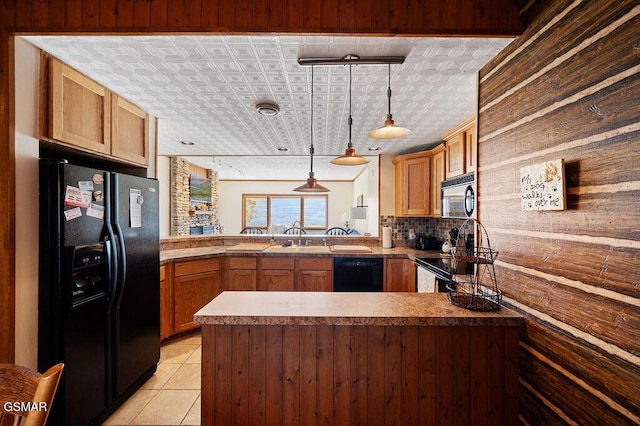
[195,291,523,426]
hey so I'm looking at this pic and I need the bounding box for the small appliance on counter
[417,235,440,251]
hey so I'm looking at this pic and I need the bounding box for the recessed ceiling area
[23,35,512,180]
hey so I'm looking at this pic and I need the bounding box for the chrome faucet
[290,220,303,245]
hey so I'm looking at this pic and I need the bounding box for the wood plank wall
[3,0,521,35]
[0,0,521,364]
[477,0,640,424]
[202,324,521,426]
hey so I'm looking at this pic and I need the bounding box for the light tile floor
[103,331,202,426]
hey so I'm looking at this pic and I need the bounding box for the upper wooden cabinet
[430,144,446,216]
[45,57,149,167]
[49,58,111,155]
[465,124,477,173]
[111,95,150,166]
[393,152,431,217]
[442,116,476,179]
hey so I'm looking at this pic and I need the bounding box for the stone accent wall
[170,157,220,236]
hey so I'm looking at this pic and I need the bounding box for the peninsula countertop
[194,291,523,327]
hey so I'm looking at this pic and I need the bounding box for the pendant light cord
[386,64,392,120]
[348,64,353,149]
[310,65,315,175]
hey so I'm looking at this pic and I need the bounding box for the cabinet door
[445,133,466,178]
[225,257,257,290]
[396,156,431,216]
[296,257,333,292]
[111,95,149,166]
[431,149,445,216]
[465,126,477,173]
[49,58,111,154]
[259,257,295,291]
[225,269,257,291]
[159,264,172,341]
[296,270,333,292]
[174,270,221,333]
[384,258,416,292]
[259,270,295,291]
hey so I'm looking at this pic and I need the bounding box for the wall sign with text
[520,159,566,211]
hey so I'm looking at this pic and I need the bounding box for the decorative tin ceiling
[23,35,511,179]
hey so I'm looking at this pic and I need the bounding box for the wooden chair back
[283,226,306,235]
[325,227,349,235]
[0,363,64,426]
[240,227,264,234]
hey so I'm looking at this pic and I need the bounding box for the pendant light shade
[331,64,369,166]
[294,66,330,193]
[368,64,410,139]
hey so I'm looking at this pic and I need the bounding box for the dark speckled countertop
[194,291,523,327]
[160,244,447,264]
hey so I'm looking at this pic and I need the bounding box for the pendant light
[294,65,330,193]
[368,64,410,139]
[331,64,369,166]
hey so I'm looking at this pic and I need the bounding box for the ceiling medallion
[256,102,280,116]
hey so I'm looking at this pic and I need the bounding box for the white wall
[14,37,40,368]
[157,156,171,237]
[379,154,396,217]
[352,161,379,236]
[217,180,356,235]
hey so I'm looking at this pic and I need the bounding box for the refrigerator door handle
[114,223,127,306]
[103,236,116,310]
[112,175,127,308]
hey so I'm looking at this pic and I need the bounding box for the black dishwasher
[333,257,384,292]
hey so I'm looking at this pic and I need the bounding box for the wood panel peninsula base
[194,292,523,426]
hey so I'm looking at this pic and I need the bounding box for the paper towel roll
[382,226,392,248]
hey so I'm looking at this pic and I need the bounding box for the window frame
[242,194,328,231]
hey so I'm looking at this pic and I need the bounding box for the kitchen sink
[262,245,331,254]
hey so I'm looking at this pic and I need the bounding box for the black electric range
[414,256,453,280]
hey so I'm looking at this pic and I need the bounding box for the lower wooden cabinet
[161,253,423,340]
[384,258,416,292]
[258,257,295,291]
[295,258,333,292]
[162,258,221,339]
[159,264,172,341]
[224,256,257,291]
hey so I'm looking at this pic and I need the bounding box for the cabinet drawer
[297,258,333,271]
[228,256,257,270]
[174,258,220,277]
[261,257,295,270]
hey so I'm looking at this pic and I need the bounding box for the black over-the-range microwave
[441,172,475,219]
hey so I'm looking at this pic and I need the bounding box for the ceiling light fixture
[368,64,410,139]
[294,65,329,193]
[331,64,369,166]
[298,55,405,66]
[256,102,280,116]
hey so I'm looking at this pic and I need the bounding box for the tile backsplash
[379,216,467,247]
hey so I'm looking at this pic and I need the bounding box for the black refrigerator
[39,160,160,426]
